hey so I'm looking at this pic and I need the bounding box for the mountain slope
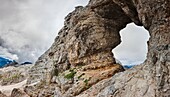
[0,57,13,68]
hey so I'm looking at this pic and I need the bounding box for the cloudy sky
[0,0,150,65]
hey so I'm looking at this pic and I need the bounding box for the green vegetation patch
[83,77,92,89]
[64,69,77,79]
[0,74,2,79]
[3,73,21,82]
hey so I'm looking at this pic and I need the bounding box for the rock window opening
[112,23,150,69]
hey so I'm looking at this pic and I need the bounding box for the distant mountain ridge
[0,57,32,68]
[123,65,135,69]
[0,57,14,68]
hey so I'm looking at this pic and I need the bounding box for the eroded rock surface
[26,0,128,96]
[25,0,170,97]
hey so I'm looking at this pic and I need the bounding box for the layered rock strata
[25,0,170,97]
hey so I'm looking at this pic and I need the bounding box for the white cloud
[113,23,150,65]
[0,0,88,62]
[0,47,19,60]
[0,0,150,66]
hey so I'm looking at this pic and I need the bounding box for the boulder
[11,88,29,97]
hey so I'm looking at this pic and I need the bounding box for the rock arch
[113,22,150,66]
[26,0,170,97]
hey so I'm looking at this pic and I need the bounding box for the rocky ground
[0,64,33,96]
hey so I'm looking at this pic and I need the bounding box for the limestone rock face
[27,0,132,84]
[26,0,170,97]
